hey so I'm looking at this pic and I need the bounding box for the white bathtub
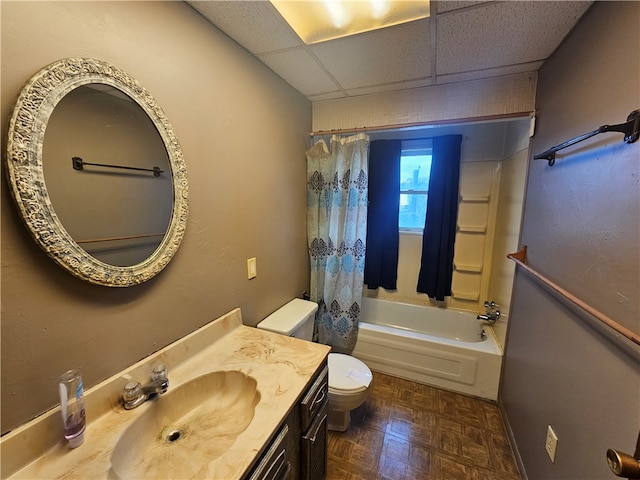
[352,297,503,400]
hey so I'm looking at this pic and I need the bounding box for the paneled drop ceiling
[187,1,592,102]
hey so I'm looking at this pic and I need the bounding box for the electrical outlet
[247,257,257,279]
[545,425,558,463]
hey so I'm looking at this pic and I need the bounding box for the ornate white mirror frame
[4,58,189,287]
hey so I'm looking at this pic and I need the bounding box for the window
[399,143,432,232]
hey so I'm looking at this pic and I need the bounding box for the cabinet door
[247,424,291,480]
[301,406,328,480]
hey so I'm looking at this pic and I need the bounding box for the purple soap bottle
[58,369,86,448]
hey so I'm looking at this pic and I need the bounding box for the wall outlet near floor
[545,425,558,463]
[247,257,257,279]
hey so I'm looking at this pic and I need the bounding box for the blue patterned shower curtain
[306,134,369,354]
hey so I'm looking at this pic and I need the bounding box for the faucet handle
[484,300,498,310]
[122,382,142,405]
[151,365,168,383]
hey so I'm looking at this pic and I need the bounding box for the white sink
[110,370,260,479]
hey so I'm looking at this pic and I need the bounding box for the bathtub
[352,297,503,400]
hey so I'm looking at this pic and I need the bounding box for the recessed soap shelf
[460,195,490,203]
[452,290,480,301]
[454,263,483,273]
[458,225,487,233]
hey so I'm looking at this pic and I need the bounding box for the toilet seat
[328,353,372,393]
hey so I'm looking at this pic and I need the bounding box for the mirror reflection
[43,85,173,267]
[5,57,188,287]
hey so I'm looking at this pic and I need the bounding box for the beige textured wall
[1,1,311,434]
[312,72,537,132]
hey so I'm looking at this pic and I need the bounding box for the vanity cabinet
[244,359,328,480]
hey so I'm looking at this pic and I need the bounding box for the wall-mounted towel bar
[72,156,164,176]
[508,246,640,347]
[534,110,640,166]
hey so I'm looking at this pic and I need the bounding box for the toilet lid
[328,353,373,392]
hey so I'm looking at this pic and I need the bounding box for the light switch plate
[247,257,257,279]
[545,425,558,463]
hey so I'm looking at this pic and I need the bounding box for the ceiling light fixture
[271,0,430,45]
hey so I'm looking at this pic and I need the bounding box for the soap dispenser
[58,369,86,448]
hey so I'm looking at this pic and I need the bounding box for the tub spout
[477,301,500,325]
[477,312,500,324]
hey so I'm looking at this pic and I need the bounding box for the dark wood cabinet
[245,359,328,480]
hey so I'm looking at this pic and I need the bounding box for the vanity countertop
[1,308,330,479]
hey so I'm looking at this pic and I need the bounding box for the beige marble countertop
[1,308,330,479]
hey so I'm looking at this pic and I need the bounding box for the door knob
[607,449,640,478]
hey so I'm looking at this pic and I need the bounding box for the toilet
[256,298,373,432]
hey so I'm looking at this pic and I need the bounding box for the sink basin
[110,370,260,479]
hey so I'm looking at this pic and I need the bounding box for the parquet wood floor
[326,372,521,480]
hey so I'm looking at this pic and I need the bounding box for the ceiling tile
[437,1,591,75]
[187,0,593,102]
[258,48,341,96]
[310,18,431,90]
[188,1,302,54]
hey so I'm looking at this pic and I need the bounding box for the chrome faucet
[477,301,500,325]
[122,365,169,410]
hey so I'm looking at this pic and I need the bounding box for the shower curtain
[306,133,369,354]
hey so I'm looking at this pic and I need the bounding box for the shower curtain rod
[309,111,533,137]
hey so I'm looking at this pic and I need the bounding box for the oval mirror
[4,58,189,287]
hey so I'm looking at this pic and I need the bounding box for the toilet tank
[256,299,318,340]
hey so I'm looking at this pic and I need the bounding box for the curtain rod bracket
[534,109,640,166]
